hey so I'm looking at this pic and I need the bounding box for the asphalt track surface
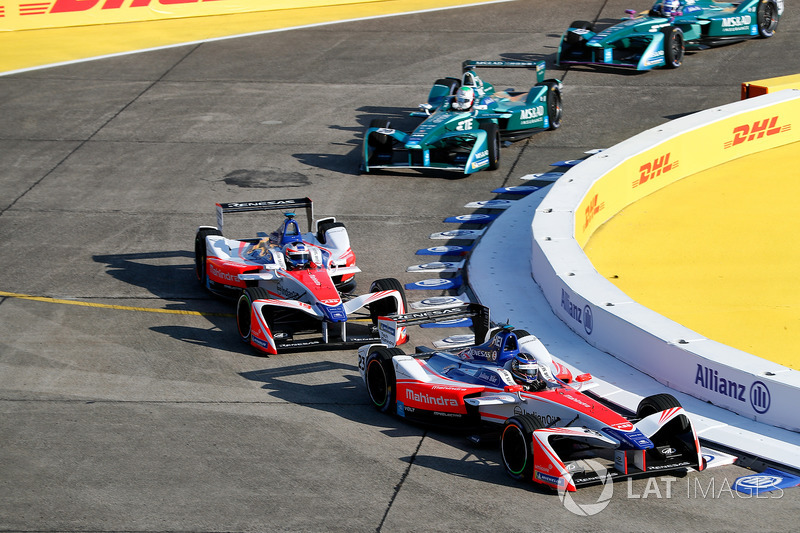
[1,1,800,531]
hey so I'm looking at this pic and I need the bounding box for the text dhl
[42,0,221,14]
[724,115,790,149]
[583,193,603,231]
[633,152,676,188]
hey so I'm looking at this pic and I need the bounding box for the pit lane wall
[530,89,800,432]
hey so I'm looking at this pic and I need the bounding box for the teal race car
[361,60,563,175]
[557,0,783,70]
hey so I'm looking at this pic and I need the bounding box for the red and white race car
[194,198,408,354]
[358,304,705,491]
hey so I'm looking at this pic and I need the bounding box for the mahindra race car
[194,198,408,354]
[362,60,562,175]
[557,0,783,70]
[358,304,705,491]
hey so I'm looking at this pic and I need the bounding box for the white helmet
[452,87,475,111]
[658,0,681,15]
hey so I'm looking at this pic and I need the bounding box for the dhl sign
[724,115,791,149]
[1,0,388,30]
[633,152,679,188]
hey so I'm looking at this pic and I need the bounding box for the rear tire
[365,347,405,413]
[756,0,779,38]
[500,414,544,481]
[661,26,684,69]
[195,228,222,289]
[543,81,562,130]
[479,122,500,170]
[236,287,270,344]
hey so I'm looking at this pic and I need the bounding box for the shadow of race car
[557,0,783,70]
[362,60,563,175]
[194,198,408,354]
[357,304,705,492]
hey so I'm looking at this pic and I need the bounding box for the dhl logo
[583,193,604,231]
[724,116,791,149]
[16,0,225,15]
[633,152,678,188]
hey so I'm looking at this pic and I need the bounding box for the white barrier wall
[530,90,800,432]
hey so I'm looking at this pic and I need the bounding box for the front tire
[756,0,779,38]
[500,414,544,481]
[661,26,684,69]
[236,287,270,344]
[369,278,408,325]
[637,393,689,431]
[365,347,404,413]
[479,122,500,170]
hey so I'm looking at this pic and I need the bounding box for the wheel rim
[366,359,389,408]
[551,93,563,126]
[760,4,776,32]
[673,34,684,64]
[501,423,529,475]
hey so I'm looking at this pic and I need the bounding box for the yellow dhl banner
[574,96,800,247]
[1,0,389,31]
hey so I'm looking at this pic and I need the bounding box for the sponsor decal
[694,364,771,413]
[561,289,593,335]
[474,149,489,159]
[405,388,459,407]
[520,107,544,122]
[724,115,790,149]
[582,193,604,231]
[633,152,678,188]
[720,15,751,29]
[456,118,474,131]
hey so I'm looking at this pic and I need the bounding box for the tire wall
[530,89,800,431]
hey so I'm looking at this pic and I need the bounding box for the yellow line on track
[0,290,233,317]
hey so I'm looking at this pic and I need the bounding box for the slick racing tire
[365,347,404,413]
[565,21,594,44]
[368,278,408,325]
[479,122,500,170]
[637,393,689,432]
[661,26,684,69]
[756,0,779,39]
[367,119,392,149]
[500,414,544,482]
[236,287,270,344]
[542,81,563,130]
[194,228,222,289]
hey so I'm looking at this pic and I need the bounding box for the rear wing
[215,198,313,234]
[377,303,492,347]
[462,60,546,83]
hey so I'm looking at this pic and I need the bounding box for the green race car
[557,0,783,70]
[361,60,563,175]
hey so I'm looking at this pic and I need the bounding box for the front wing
[362,126,491,175]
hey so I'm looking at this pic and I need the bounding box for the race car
[557,0,783,70]
[358,304,705,492]
[361,60,562,175]
[194,198,408,354]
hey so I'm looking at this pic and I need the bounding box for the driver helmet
[510,353,541,388]
[452,87,475,111]
[657,0,681,16]
[283,242,310,270]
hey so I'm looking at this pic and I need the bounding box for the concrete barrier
[530,89,800,432]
